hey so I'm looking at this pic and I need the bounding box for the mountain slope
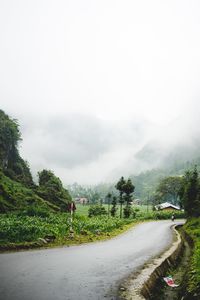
[0,109,72,213]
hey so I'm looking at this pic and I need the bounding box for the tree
[123,179,135,218]
[115,176,126,218]
[110,196,118,217]
[156,176,183,205]
[115,177,135,218]
[180,167,200,217]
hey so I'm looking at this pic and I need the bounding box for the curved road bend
[0,220,184,300]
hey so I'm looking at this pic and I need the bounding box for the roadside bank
[118,222,185,300]
[149,228,192,300]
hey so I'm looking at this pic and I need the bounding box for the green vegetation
[68,159,200,207]
[0,212,134,248]
[183,218,200,299]
[115,177,135,218]
[115,176,126,218]
[0,168,71,213]
[180,167,200,217]
[130,209,185,220]
[0,109,72,213]
[0,171,58,213]
[0,109,33,187]
[0,209,185,250]
[155,176,183,206]
[0,213,69,243]
[37,169,72,211]
[110,196,118,217]
[88,204,107,217]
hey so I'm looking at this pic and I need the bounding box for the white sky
[0,0,200,184]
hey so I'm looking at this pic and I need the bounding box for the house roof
[155,202,180,210]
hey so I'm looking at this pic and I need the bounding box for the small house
[74,197,88,205]
[155,202,180,211]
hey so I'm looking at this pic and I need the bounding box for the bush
[19,205,50,218]
[123,205,132,218]
[88,205,107,217]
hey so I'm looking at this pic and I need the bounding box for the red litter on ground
[163,276,179,287]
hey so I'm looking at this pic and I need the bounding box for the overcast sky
[0,0,200,184]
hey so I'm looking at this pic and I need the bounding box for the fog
[0,0,200,184]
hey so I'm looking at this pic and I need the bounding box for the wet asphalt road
[0,220,184,300]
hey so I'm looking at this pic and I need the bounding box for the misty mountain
[134,110,200,172]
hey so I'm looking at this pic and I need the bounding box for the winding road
[0,220,184,300]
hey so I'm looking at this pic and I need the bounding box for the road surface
[0,220,184,300]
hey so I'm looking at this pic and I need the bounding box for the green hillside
[0,109,72,213]
[0,171,58,212]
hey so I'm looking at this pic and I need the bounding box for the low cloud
[16,99,200,185]
[18,112,151,184]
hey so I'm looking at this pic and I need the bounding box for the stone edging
[120,224,184,300]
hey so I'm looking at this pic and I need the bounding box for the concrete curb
[120,224,184,300]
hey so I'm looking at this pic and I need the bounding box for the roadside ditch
[149,228,192,300]
[118,223,193,300]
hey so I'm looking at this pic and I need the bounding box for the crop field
[0,212,132,245]
[0,206,185,248]
[75,204,152,216]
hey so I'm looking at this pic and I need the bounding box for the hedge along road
[0,220,184,300]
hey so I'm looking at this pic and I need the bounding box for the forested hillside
[0,110,72,213]
[130,158,200,202]
[68,159,200,205]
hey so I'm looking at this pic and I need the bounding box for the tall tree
[115,176,126,218]
[123,179,135,218]
[180,167,200,217]
[110,196,118,217]
[156,176,183,205]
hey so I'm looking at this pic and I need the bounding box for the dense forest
[0,110,72,213]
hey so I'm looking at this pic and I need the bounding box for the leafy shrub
[123,205,132,218]
[88,205,107,217]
